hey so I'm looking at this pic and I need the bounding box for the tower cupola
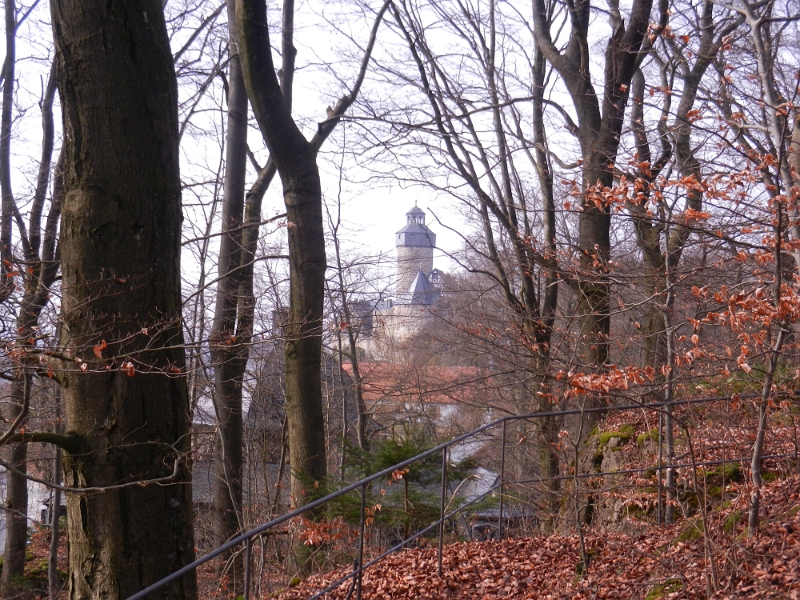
[396,204,436,248]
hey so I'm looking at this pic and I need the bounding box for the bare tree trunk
[749,197,788,534]
[49,390,63,600]
[0,0,24,588]
[1,377,30,592]
[237,0,327,508]
[210,1,249,584]
[237,0,390,509]
[0,0,16,302]
[532,0,654,394]
[1,59,61,595]
[51,0,196,596]
[327,202,369,451]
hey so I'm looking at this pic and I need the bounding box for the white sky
[5,0,464,290]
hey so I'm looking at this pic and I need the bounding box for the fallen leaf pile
[277,476,800,600]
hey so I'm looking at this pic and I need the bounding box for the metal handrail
[127,392,763,600]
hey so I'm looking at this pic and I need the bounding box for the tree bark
[210,0,249,583]
[0,0,16,302]
[237,0,329,508]
[234,0,389,519]
[50,0,196,597]
[1,60,61,595]
[49,389,63,600]
[1,376,31,592]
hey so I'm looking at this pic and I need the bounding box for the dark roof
[406,205,425,217]
[396,222,436,248]
[396,222,433,236]
[409,270,434,305]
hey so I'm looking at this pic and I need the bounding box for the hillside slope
[279,475,800,599]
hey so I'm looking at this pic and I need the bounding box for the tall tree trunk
[0,0,24,586]
[1,60,61,595]
[530,45,560,530]
[51,0,196,596]
[0,0,16,302]
[49,390,63,600]
[327,205,369,451]
[237,0,329,508]
[210,0,249,584]
[531,0,655,396]
[629,3,747,523]
[1,376,30,592]
[532,0,656,528]
[281,175,327,504]
[236,0,389,513]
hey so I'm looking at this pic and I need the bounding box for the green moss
[645,578,683,600]
[289,577,302,587]
[624,503,654,520]
[637,428,659,446]
[761,470,779,482]
[701,461,742,485]
[679,489,699,509]
[675,518,704,543]
[724,510,743,534]
[597,424,636,447]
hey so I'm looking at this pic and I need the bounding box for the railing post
[438,447,448,577]
[243,537,252,600]
[357,482,366,600]
[498,420,506,540]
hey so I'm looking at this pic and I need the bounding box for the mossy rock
[637,428,659,446]
[624,502,654,519]
[597,424,636,447]
[675,517,704,543]
[594,424,637,462]
[707,485,728,500]
[645,578,683,599]
[702,461,743,485]
[679,489,699,509]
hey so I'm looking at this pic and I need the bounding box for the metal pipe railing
[127,392,782,600]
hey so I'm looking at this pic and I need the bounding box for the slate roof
[409,270,434,305]
[395,222,436,248]
[407,205,425,218]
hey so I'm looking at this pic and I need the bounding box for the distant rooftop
[409,270,434,305]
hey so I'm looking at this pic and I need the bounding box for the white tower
[395,204,435,301]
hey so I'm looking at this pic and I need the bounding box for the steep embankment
[279,474,800,599]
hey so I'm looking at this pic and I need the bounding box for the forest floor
[271,398,800,600]
[276,474,800,599]
[13,396,800,599]
[15,472,800,599]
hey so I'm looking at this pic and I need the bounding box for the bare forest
[1,0,800,598]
